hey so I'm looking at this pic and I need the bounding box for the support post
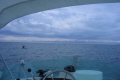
[0,53,15,80]
[20,59,27,79]
[72,56,77,69]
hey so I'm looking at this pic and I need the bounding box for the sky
[0,3,120,44]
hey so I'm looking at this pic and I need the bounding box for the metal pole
[28,68,35,80]
[30,72,35,80]
[72,56,77,69]
[21,66,27,78]
[0,53,15,80]
[20,59,27,78]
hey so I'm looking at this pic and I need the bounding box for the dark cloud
[0,3,120,43]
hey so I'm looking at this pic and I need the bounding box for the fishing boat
[0,0,120,80]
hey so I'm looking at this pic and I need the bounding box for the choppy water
[0,42,120,80]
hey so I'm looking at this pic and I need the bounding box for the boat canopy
[0,0,120,29]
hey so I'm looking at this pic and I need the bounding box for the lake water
[0,42,120,80]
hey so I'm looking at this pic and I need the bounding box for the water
[0,42,120,67]
[0,42,120,80]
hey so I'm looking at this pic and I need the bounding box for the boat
[0,0,120,80]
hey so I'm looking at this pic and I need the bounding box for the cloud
[1,35,120,44]
[0,3,120,43]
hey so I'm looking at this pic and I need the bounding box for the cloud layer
[0,3,120,43]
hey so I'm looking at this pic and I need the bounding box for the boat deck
[1,57,120,80]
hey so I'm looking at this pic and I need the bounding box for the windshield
[0,3,120,80]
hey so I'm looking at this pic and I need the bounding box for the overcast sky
[0,3,120,43]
